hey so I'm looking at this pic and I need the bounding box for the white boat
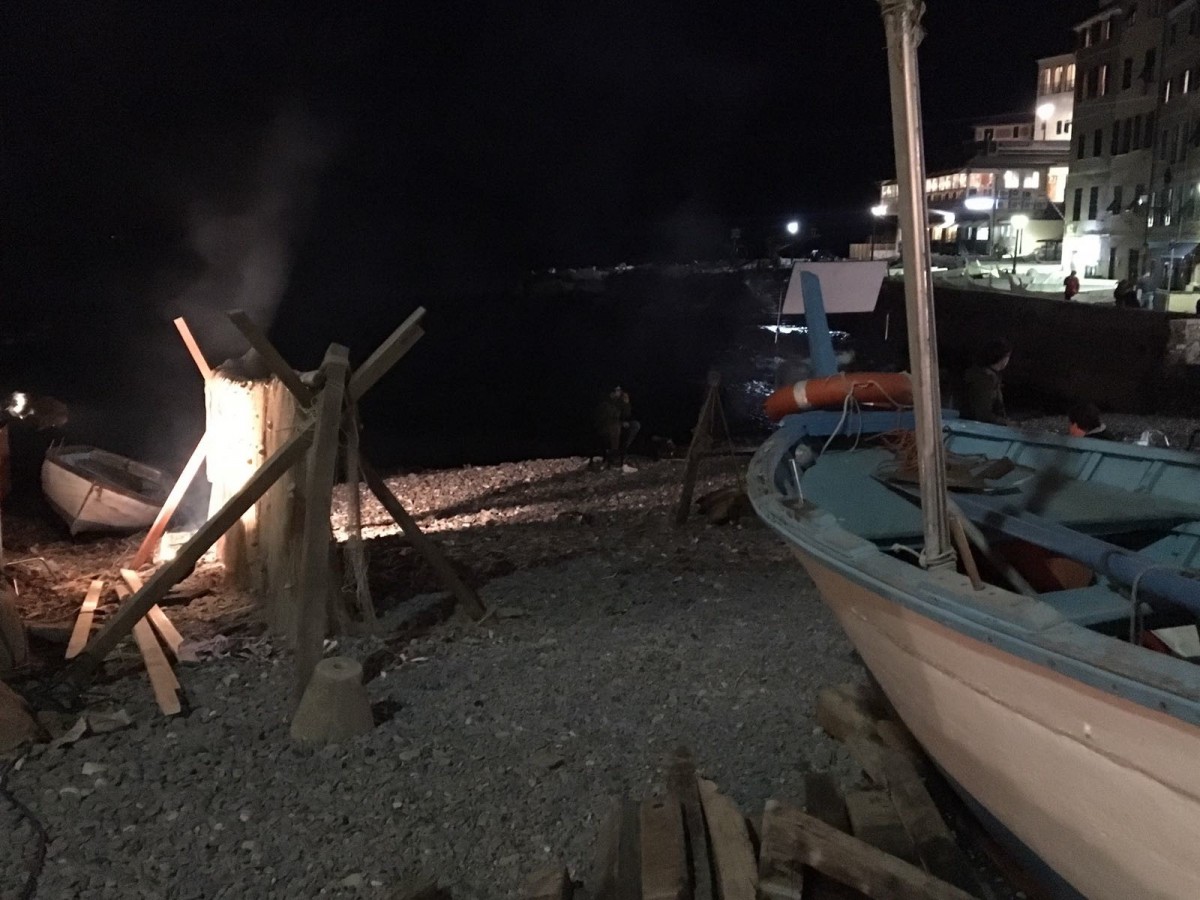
[42,445,172,536]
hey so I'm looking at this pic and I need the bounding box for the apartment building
[1064,0,1200,290]
[1036,52,1077,140]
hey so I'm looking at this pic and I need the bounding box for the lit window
[1003,170,1020,189]
[1023,172,1040,189]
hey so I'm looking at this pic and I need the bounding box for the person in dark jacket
[1067,402,1116,440]
[594,386,640,467]
[960,339,1012,425]
[1064,269,1081,301]
[1113,278,1139,308]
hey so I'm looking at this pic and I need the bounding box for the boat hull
[793,547,1200,900]
[42,448,168,536]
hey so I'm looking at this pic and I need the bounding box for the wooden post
[342,403,376,628]
[293,345,350,704]
[674,371,721,526]
[359,456,486,619]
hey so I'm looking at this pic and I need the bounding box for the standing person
[1063,268,1080,301]
[960,339,1012,426]
[1067,402,1116,440]
[1113,278,1139,308]
[1137,270,1156,308]
[594,385,641,469]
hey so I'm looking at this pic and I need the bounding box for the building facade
[1063,0,1200,290]
[1036,52,1077,140]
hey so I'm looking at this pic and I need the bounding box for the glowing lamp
[1011,214,1030,228]
[871,204,888,217]
[1036,102,1055,120]
[964,196,995,212]
[786,220,800,235]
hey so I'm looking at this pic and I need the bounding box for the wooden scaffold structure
[62,307,484,713]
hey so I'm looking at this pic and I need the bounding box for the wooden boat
[42,445,172,536]
[749,5,1200,897]
[749,415,1200,899]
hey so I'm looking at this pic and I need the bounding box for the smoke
[170,109,335,359]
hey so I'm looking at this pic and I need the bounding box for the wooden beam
[114,581,181,716]
[640,796,688,900]
[65,423,313,685]
[589,798,641,900]
[697,779,757,900]
[674,370,721,526]
[359,455,486,619]
[121,570,184,656]
[348,307,426,401]
[293,345,350,703]
[666,749,713,900]
[845,790,919,865]
[759,800,806,900]
[845,737,985,896]
[759,801,975,900]
[519,867,574,900]
[226,309,314,405]
[65,579,105,660]
[174,317,213,380]
[130,433,208,569]
[342,403,376,629]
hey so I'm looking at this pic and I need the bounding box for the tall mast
[877,0,954,569]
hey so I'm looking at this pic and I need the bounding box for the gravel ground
[1,457,867,899]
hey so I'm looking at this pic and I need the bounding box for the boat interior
[49,446,171,501]
[777,413,1200,662]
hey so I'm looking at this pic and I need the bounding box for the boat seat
[1040,584,1197,633]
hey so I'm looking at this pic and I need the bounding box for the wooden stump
[204,371,309,639]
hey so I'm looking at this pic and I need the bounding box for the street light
[786,220,800,236]
[1036,102,1054,140]
[869,205,887,259]
[1010,213,1030,274]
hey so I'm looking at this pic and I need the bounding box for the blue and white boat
[748,4,1200,898]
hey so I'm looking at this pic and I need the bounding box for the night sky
[5,2,1095,305]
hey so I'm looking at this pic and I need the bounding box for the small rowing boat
[42,445,171,536]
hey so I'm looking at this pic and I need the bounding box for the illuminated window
[1066,64,1075,91]
[1003,170,1020,189]
[1023,172,1040,189]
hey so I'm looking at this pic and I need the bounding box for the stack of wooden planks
[519,736,989,900]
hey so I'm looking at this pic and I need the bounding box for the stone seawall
[877,279,1197,413]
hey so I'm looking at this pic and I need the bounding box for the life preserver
[764,372,912,421]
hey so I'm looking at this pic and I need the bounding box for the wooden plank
[226,309,314,405]
[696,779,756,900]
[749,801,975,900]
[845,737,985,896]
[66,423,313,685]
[348,306,426,401]
[520,867,573,900]
[617,799,642,900]
[666,750,712,900]
[174,316,213,380]
[65,579,105,660]
[359,455,486,619]
[131,433,208,569]
[816,687,878,743]
[758,800,805,900]
[117,580,181,716]
[121,570,184,656]
[293,345,349,703]
[640,796,687,900]
[844,790,919,865]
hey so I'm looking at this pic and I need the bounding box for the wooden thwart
[65,579,105,660]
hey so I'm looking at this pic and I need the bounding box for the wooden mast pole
[878,0,954,570]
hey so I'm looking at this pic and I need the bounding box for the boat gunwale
[748,422,1200,727]
[44,445,171,505]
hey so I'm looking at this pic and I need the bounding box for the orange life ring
[764,372,912,421]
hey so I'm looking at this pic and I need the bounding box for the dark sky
[3,1,1096,309]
